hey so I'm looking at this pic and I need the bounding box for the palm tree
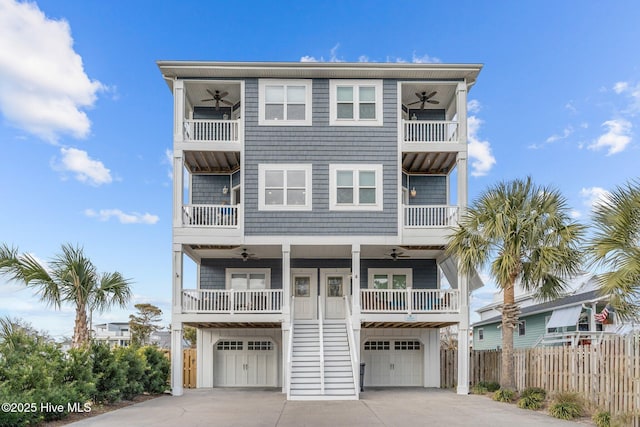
[0,243,132,348]
[446,177,584,390]
[588,180,640,320]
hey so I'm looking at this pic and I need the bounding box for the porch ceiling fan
[386,248,410,261]
[408,91,439,109]
[238,248,257,262]
[201,89,233,110]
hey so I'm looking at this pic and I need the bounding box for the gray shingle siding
[406,175,447,205]
[192,175,231,205]
[243,78,399,236]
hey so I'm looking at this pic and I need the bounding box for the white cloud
[569,210,582,219]
[0,0,104,142]
[164,148,173,180]
[580,187,610,211]
[84,208,159,225]
[411,52,441,63]
[467,116,496,177]
[467,99,481,114]
[613,81,629,94]
[300,55,318,62]
[546,125,574,143]
[565,101,578,113]
[358,55,370,63]
[55,147,112,185]
[588,119,632,155]
[329,43,343,62]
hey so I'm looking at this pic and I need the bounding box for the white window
[368,268,412,289]
[258,164,312,211]
[330,80,383,126]
[518,320,526,336]
[225,269,271,290]
[478,328,484,341]
[329,164,383,211]
[259,79,312,126]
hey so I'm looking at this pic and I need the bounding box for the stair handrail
[286,296,295,399]
[318,295,325,395]
[344,295,360,398]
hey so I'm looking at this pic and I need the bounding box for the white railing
[183,119,240,142]
[344,296,360,398]
[404,205,458,228]
[182,204,238,227]
[318,296,325,395]
[537,331,619,348]
[403,120,458,143]
[360,288,460,314]
[182,289,283,313]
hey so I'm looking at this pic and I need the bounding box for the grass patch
[493,388,516,403]
[517,387,547,410]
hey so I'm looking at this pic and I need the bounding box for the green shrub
[592,410,611,427]
[472,381,501,394]
[493,388,516,402]
[517,387,547,410]
[139,346,170,394]
[549,392,584,420]
[114,346,145,400]
[91,342,126,403]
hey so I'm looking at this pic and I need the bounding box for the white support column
[282,243,291,319]
[590,302,597,332]
[173,154,184,228]
[171,245,184,396]
[171,323,184,396]
[456,81,468,145]
[281,244,291,394]
[457,271,470,395]
[173,79,185,142]
[423,329,441,387]
[351,244,361,321]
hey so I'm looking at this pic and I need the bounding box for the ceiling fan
[408,91,439,109]
[238,248,256,262]
[386,248,410,261]
[201,89,233,110]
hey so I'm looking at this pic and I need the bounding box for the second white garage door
[213,339,278,387]
[362,340,423,387]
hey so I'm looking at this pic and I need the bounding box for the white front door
[321,269,349,319]
[292,268,317,320]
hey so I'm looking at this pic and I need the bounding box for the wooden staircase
[289,321,357,400]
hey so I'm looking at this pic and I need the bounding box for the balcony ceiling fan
[386,248,410,261]
[238,248,257,262]
[408,91,439,109]
[201,89,233,110]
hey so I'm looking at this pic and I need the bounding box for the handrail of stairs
[286,296,295,399]
[344,295,360,398]
[318,295,325,395]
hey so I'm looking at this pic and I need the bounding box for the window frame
[329,79,383,126]
[367,268,413,289]
[477,328,484,341]
[329,164,383,211]
[225,269,271,290]
[258,164,312,211]
[258,79,312,126]
[518,320,526,336]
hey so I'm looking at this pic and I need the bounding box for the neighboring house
[158,60,484,400]
[473,273,620,350]
[93,322,131,348]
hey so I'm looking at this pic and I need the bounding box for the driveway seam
[361,400,388,427]
[274,399,287,426]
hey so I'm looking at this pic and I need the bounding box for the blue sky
[0,0,638,338]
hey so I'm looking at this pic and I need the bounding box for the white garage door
[362,340,423,387]
[213,339,278,387]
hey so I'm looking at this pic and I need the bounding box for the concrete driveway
[70,388,587,427]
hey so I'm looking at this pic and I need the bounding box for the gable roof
[473,289,606,327]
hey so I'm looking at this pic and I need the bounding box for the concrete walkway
[70,388,588,427]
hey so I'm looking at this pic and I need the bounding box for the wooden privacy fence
[183,348,197,388]
[441,335,640,416]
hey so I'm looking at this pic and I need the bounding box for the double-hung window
[226,269,270,290]
[329,164,383,210]
[259,164,312,210]
[330,80,383,126]
[259,79,312,125]
[368,269,412,289]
